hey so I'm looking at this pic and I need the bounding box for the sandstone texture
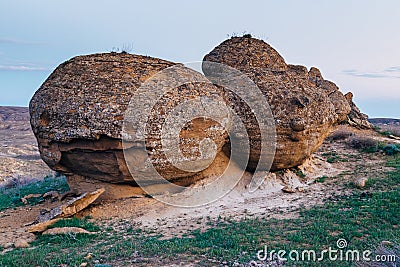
[42,227,93,236]
[30,38,354,195]
[203,36,351,170]
[344,92,373,129]
[30,53,228,193]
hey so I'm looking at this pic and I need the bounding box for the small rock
[3,242,14,249]
[353,178,368,188]
[21,194,42,205]
[42,227,94,235]
[43,191,61,201]
[14,239,29,248]
[281,186,296,193]
[290,118,306,132]
[1,248,14,255]
[381,240,393,246]
[84,253,93,259]
[297,186,305,192]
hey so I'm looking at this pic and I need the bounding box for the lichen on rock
[30,53,229,195]
[203,36,351,170]
[30,38,354,198]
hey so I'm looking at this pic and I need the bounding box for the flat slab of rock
[42,227,94,235]
[21,193,42,205]
[29,188,104,233]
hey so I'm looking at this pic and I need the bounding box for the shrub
[315,176,328,183]
[321,151,345,163]
[293,168,306,178]
[375,125,400,137]
[381,130,393,137]
[391,128,400,137]
[347,136,379,153]
[383,144,400,155]
[0,175,69,211]
[327,130,353,141]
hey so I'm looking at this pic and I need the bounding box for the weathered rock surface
[31,39,353,195]
[203,37,351,170]
[13,238,30,248]
[30,53,228,193]
[344,92,373,129]
[42,227,94,235]
[29,188,105,233]
[309,67,351,122]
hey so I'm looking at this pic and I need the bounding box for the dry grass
[377,125,400,137]
[347,136,379,152]
[326,129,354,141]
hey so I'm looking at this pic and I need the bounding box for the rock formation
[308,67,351,123]
[203,36,351,170]
[30,38,353,197]
[344,92,373,129]
[30,53,229,195]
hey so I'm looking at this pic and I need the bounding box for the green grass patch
[322,151,348,163]
[379,130,393,137]
[383,144,400,155]
[49,217,100,232]
[315,176,328,183]
[0,175,69,211]
[1,156,399,266]
[293,168,306,178]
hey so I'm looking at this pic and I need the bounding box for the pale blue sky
[0,0,399,118]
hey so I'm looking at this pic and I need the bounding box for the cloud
[343,68,400,79]
[0,37,44,45]
[0,65,50,71]
[384,66,400,73]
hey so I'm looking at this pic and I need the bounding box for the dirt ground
[0,106,53,187]
[82,126,397,237]
[1,124,398,249]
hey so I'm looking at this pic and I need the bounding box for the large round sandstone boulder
[203,36,351,170]
[30,53,229,191]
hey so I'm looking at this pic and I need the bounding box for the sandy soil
[0,106,53,187]
[80,125,395,236]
